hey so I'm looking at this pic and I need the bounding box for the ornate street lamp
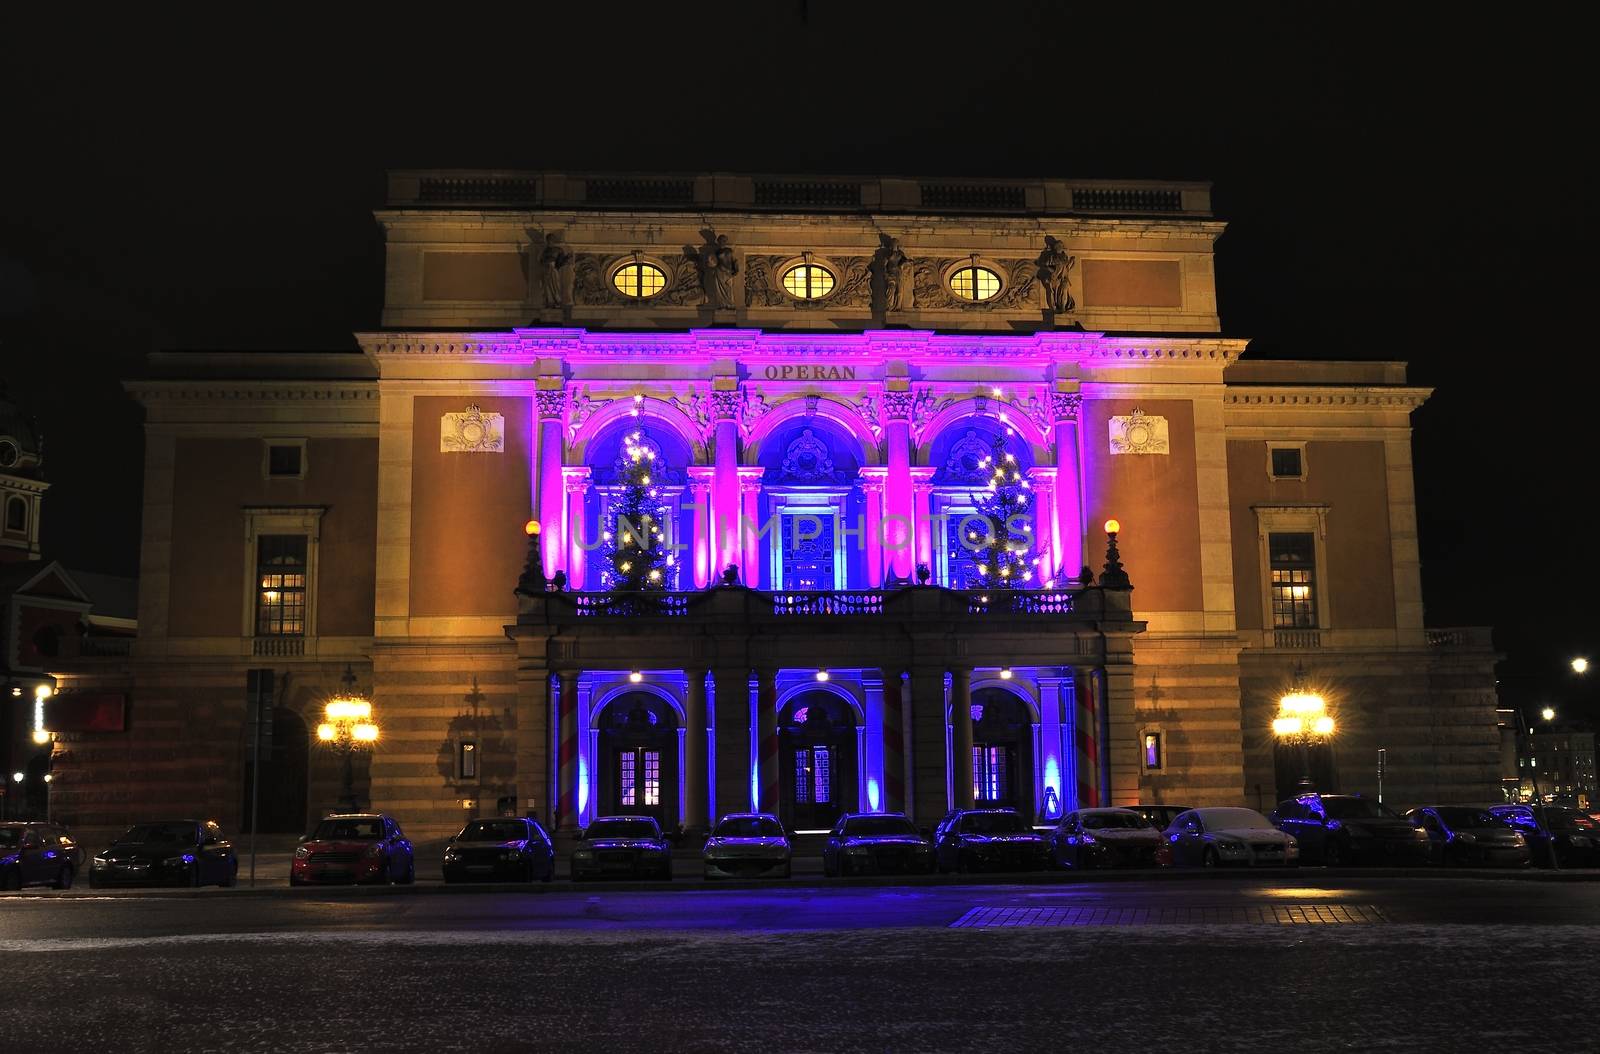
[317,665,378,812]
[1273,665,1334,791]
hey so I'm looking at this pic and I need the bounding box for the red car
[291,813,415,886]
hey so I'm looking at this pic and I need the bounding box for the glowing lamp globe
[1104,518,1121,535]
[352,723,380,743]
[1542,706,1556,722]
[1574,657,1590,675]
[524,519,540,536]
[1311,715,1335,736]
[32,729,50,745]
[317,723,337,742]
[1272,716,1304,737]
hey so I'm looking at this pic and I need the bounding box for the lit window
[642,750,661,807]
[620,751,636,807]
[781,263,835,300]
[256,535,308,636]
[1269,532,1317,629]
[459,741,477,780]
[949,264,1001,302]
[612,262,666,298]
[1144,732,1163,770]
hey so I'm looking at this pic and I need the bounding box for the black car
[443,817,555,883]
[90,819,238,888]
[0,822,83,890]
[1050,808,1168,870]
[822,813,935,876]
[1129,804,1195,833]
[1404,806,1529,867]
[1271,793,1430,866]
[1488,805,1600,867]
[934,809,1050,874]
[571,816,673,880]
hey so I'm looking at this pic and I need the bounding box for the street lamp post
[1273,665,1334,793]
[317,665,379,813]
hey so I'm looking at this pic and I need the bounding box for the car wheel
[1323,839,1344,868]
[54,864,75,890]
[823,856,838,878]
[782,862,792,880]
[1202,847,1220,869]
[400,859,415,885]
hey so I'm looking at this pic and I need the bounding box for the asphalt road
[4,874,1600,1052]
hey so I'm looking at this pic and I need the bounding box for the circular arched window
[611,261,667,299]
[781,263,836,300]
[949,263,1002,302]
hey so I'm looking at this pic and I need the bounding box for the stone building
[48,171,1500,836]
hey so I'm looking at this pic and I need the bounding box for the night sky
[2,8,1593,717]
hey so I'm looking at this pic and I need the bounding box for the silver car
[1166,807,1299,868]
[702,813,792,879]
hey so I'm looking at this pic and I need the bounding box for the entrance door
[241,707,309,833]
[969,689,1035,821]
[596,694,679,829]
[779,693,858,830]
[779,511,837,590]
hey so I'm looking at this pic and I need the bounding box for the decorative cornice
[1224,387,1432,410]
[126,382,377,403]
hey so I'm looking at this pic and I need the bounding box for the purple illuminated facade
[43,171,1503,837]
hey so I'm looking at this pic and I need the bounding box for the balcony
[530,584,1115,623]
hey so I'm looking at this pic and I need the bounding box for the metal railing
[547,585,1095,620]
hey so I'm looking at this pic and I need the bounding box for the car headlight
[1,854,18,867]
[573,849,593,861]
[846,846,870,855]
[501,851,522,861]
[92,855,109,867]
[294,847,311,860]
[162,855,187,867]
[363,844,384,859]
[1455,833,1477,844]
[1216,839,1246,851]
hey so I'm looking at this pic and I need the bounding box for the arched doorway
[241,707,309,833]
[970,688,1035,821]
[596,693,679,828]
[779,692,858,830]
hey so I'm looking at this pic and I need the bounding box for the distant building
[1520,732,1597,810]
[51,171,1499,836]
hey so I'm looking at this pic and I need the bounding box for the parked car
[1129,804,1195,833]
[1403,807,1528,867]
[934,808,1050,874]
[571,816,673,880]
[89,820,238,888]
[1270,793,1429,866]
[703,813,792,879]
[822,813,934,876]
[1167,807,1299,868]
[0,822,83,890]
[443,816,555,883]
[291,814,414,886]
[1488,805,1600,867]
[1050,808,1171,870]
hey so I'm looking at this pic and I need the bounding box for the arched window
[781,262,836,300]
[611,261,667,299]
[949,263,1002,302]
[4,496,25,533]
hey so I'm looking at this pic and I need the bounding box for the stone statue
[872,236,914,313]
[531,230,574,308]
[685,233,739,309]
[1034,236,1075,314]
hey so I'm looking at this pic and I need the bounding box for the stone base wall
[1126,635,1246,808]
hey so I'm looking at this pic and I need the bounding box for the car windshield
[842,817,919,838]
[460,821,530,842]
[116,823,196,844]
[1082,812,1150,830]
[0,828,20,848]
[1433,808,1502,829]
[714,817,785,838]
[1319,798,1397,820]
[312,819,383,841]
[1198,808,1273,831]
[964,813,1026,835]
[587,819,658,839]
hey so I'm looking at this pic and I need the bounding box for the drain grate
[950,904,1387,927]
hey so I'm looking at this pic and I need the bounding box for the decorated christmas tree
[601,429,669,591]
[969,432,1041,589]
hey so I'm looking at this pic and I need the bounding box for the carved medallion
[1108,408,1169,456]
[441,405,504,453]
[779,428,836,482]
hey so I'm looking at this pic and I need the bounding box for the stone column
[536,387,568,580]
[555,669,582,829]
[1071,665,1100,808]
[687,468,715,589]
[756,668,780,814]
[1051,391,1083,579]
[1101,652,1140,807]
[682,669,709,833]
[879,667,907,813]
[882,390,915,580]
[563,468,591,589]
[910,468,938,576]
[738,467,765,588]
[712,667,751,820]
[515,664,552,826]
[858,468,888,588]
[949,667,975,810]
[711,389,742,582]
[1026,467,1057,584]
[908,667,949,823]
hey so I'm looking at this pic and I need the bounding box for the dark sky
[2,7,1593,715]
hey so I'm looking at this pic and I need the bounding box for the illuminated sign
[762,364,858,381]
